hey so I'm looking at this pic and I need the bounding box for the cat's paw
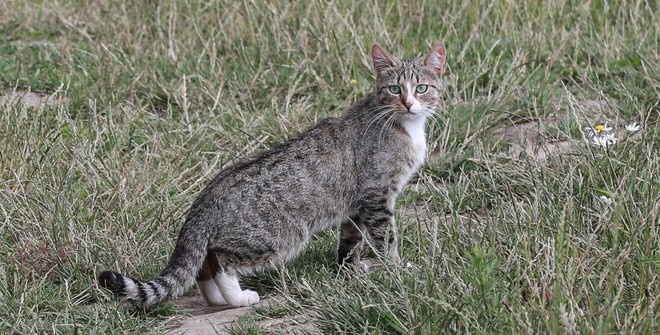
[240,289,260,306]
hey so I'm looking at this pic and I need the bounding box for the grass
[0,0,658,334]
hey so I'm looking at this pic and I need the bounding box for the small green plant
[462,247,501,325]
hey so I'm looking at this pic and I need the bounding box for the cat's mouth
[399,109,419,116]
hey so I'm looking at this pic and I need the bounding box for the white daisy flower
[625,122,641,132]
[584,122,617,147]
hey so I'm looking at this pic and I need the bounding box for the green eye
[388,85,401,94]
[416,85,428,93]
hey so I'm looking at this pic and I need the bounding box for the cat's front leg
[336,215,368,271]
[362,197,401,264]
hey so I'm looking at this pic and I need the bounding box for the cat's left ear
[422,43,446,76]
[372,44,396,76]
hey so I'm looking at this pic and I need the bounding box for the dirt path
[166,294,319,335]
[1,90,70,109]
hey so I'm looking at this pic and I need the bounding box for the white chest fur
[396,115,427,192]
[400,115,427,169]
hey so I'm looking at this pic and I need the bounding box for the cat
[98,43,446,308]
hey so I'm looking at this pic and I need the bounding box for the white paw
[240,289,260,306]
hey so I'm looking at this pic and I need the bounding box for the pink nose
[403,101,412,110]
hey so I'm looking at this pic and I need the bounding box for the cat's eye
[416,85,428,93]
[388,85,401,94]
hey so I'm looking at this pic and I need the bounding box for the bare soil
[1,90,71,109]
[166,295,319,335]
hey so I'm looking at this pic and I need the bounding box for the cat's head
[371,43,446,119]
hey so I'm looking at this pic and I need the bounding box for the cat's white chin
[397,110,428,122]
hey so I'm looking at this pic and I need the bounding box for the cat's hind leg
[214,270,260,307]
[196,255,227,305]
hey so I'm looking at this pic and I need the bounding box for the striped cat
[99,43,446,308]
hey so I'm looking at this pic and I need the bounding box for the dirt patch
[9,40,58,48]
[497,117,573,163]
[166,294,319,335]
[1,90,71,109]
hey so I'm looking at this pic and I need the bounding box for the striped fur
[98,230,207,307]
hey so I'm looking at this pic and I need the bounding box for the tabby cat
[99,43,446,308]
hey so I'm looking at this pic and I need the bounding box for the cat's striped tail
[98,236,207,307]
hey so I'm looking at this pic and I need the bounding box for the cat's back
[191,117,357,219]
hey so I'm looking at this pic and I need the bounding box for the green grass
[1,0,658,334]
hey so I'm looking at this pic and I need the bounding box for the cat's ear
[372,45,396,76]
[422,43,446,76]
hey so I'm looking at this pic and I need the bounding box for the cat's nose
[403,101,413,110]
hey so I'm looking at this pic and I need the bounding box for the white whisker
[362,105,397,142]
[378,111,398,147]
